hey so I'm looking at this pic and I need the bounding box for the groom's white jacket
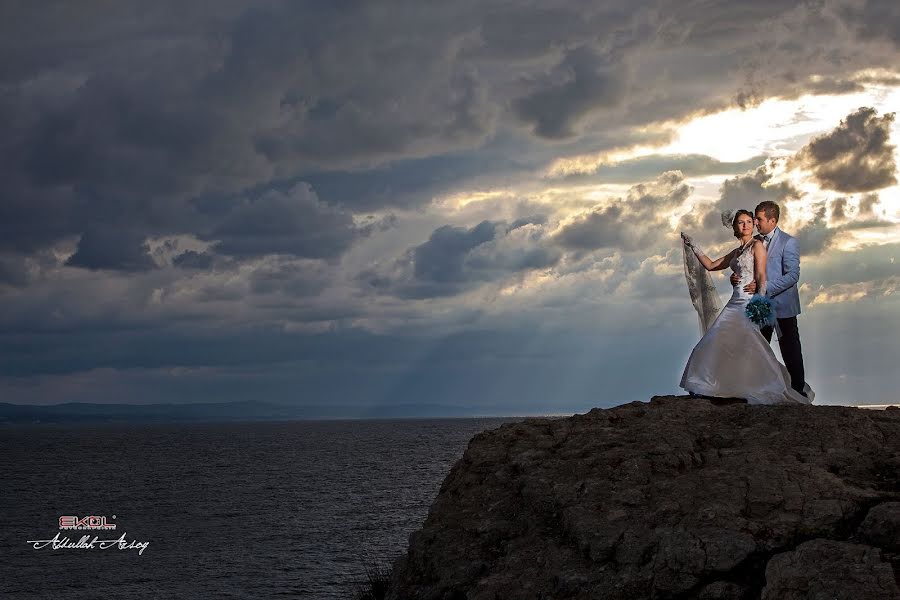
[764,227,801,318]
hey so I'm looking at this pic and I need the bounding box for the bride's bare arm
[753,240,767,293]
[681,233,736,271]
[697,247,737,271]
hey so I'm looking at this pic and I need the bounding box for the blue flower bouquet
[745,294,776,328]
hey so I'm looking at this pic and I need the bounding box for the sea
[0,417,526,599]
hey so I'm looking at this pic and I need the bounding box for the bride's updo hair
[731,209,754,239]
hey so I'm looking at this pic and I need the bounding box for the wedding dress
[680,240,812,405]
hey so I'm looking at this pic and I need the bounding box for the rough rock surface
[762,540,897,600]
[860,502,900,552]
[387,396,900,599]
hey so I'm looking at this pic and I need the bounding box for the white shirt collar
[761,227,779,243]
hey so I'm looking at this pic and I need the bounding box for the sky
[1,0,899,415]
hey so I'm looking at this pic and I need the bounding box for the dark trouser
[761,316,806,396]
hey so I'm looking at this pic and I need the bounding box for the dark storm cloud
[703,164,802,229]
[198,1,529,171]
[65,228,157,271]
[842,0,900,47]
[0,256,30,287]
[248,258,333,297]
[793,203,838,255]
[413,221,499,283]
[791,107,897,193]
[1,0,895,267]
[359,217,560,298]
[204,183,365,260]
[859,192,880,215]
[0,0,497,263]
[802,241,900,289]
[172,251,215,270]
[0,249,67,288]
[830,197,849,221]
[470,3,624,62]
[512,46,629,139]
[0,2,260,84]
[554,171,692,251]
[301,144,538,211]
[553,205,629,251]
[719,165,801,208]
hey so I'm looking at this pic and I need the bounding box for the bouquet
[745,294,776,328]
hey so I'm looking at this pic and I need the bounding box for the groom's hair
[755,201,780,222]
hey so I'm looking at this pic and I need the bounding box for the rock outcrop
[387,397,900,599]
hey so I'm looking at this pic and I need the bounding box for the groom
[732,200,808,397]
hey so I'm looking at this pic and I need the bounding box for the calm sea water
[0,417,524,599]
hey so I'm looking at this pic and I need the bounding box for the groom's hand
[731,273,758,293]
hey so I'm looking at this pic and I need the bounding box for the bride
[679,210,811,405]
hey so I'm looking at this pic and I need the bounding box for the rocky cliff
[387,396,900,599]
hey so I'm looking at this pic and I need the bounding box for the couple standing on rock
[679,200,813,405]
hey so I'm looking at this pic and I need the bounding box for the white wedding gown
[680,241,812,405]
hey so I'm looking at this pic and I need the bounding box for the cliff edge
[387,396,900,599]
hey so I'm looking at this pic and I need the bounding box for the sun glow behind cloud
[547,73,900,191]
[625,77,900,249]
[669,84,900,233]
[659,88,900,161]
